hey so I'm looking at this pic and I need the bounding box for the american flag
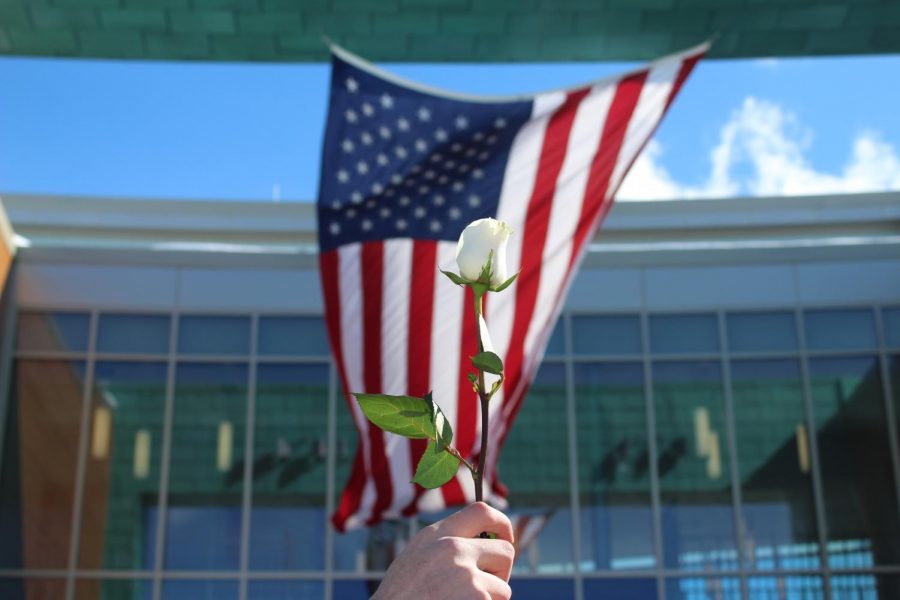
[318,42,707,531]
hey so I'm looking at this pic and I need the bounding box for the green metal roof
[0,1,897,63]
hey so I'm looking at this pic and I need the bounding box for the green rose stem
[352,219,517,531]
[473,289,489,503]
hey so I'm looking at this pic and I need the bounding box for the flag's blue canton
[317,56,533,252]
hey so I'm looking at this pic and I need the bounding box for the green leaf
[440,270,468,286]
[467,373,477,385]
[424,391,453,451]
[354,393,435,439]
[490,377,504,398]
[412,440,460,489]
[471,351,503,375]
[491,272,519,293]
[478,249,494,284]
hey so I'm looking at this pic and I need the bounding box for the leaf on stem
[491,272,519,293]
[440,270,468,287]
[471,351,503,376]
[424,391,453,451]
[478,249,494,285]
[412,440,460,488]
[354,393,435,439]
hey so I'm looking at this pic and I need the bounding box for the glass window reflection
[571,315,641,356]
[97,314,170,355]
[831,574,900,599]
[247,581,325,600]
[0,361,86,570]
[0,579,67,600]
[177,316,250,356]
[804,309,876,352]
[79,361,167,571]
[808,357,900,568]
[731,360,820,570]
[727,312,797,353]
[747,576,823,600]
[74,579,151,600]
[583,579,656,599]
[501,363,573,574]
[162,580,238,600]
[665,577,741,600]
[249,364,328,571]
[164,363,248,571]
[653,361,737,571]
[650,315,719,355]
[574,362,654,571]
[258,316,329,356]
[509,578,575,600]
[884,308,900,348]
[16,312,90,353]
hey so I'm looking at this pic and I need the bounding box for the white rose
[455,218,511,287]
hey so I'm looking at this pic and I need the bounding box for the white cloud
[617,96,900,201]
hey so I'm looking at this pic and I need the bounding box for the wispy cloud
[618,96,900,201]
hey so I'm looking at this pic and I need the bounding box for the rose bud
[455,218,511,287]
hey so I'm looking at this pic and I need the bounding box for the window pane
[177,316,249,355]
[162,581,238,600]
[583,579,656,598]
[247,581,325,599]
[809,357,900,568]
[665,577,741,600]
[332,580,380,599]
[0,360,86,569]
[258,316,329,356]
[805,309,876,352]
[97,314,170,354]
[727,312,797,353]
[509,578,575,600]
[249,364,328,571]
[164,363,247,570]
[653,361,738,571]
[884,308,900,348]
[748,576,824,599]
[501,363,573,574]
[79,362,167,570]
[0,579,67,600]
[16,312,90,352]
[333,384,368,572]
[572,315,641,356]
[831,574,900,599]
[574,362,654,571]
[731,359,820,570]
[650,315,718,355]
[545,319,565,356]
[74,579,151,600]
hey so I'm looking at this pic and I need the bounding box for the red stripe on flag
[361,242,393,525]
[403,240,437,516]
[321,249,364,532]
[666,52,704,111]
[569,71,648,272]
[500,88,590,429]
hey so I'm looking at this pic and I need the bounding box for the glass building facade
[2,305,900,600]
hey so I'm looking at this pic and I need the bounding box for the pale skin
[371,502,516,600]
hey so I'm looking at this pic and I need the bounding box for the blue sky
[1,51,898,202]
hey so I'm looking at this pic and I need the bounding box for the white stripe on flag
[521,84,616,375]
[606,59,681,200]
[381,239,413,517]
[482,91,566,456]
[337,243,374,530]
[424,240,464,512]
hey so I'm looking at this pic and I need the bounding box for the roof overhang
[2,192,898,269]
[1,2,897,63]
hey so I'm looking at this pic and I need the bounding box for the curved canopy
[0,1,896,63]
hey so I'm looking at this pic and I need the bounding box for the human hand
[371,502,516,600]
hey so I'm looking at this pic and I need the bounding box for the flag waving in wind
[318,41,707,531]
